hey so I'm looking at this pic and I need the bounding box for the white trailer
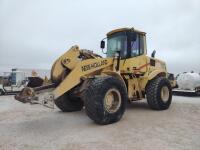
[173,72,200,96]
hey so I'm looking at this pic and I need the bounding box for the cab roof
[107,27,146,36]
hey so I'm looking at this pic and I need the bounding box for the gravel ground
[0,95,200,150]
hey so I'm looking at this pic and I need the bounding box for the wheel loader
[15,27,172,125]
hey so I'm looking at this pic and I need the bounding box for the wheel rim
[161,86,169,102]
[104,88,121,113]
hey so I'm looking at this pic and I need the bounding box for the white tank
[177,72,200,90]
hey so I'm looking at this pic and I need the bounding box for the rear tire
[54,92,84,112]
[82,76,127,125]
[146,77,172,110]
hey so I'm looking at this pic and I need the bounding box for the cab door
[120,33,148,74]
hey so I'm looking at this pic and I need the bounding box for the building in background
[11,68,50,79]
[0,68,50,86]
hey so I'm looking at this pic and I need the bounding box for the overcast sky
[0,0,199,75]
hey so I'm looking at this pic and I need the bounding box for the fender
[72,71,127,97]
[148,69,167,80]
[101,71,127,91]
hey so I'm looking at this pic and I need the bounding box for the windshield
[106,32,127,58]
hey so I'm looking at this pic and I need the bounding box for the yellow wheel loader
[15,27,172,125]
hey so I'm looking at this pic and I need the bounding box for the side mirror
[100,40,105,49]
[151,50,156,58]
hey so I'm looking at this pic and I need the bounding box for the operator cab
[101,28,147,59]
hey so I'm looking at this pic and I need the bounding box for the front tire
[146,77,172,110]
[54,92,84,112]
[82,76,127,125]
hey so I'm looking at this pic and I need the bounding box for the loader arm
[51,45,113,99]
[53,57,113,99]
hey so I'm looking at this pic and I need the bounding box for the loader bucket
[15,83,56,103]
[15,87,35,103]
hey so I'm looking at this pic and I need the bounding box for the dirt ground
[0,95,200,150]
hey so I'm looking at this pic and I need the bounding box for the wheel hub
[104,89,121,113]
[161,86,169,102]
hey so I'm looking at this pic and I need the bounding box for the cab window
[107,32,127,59]
[139,35,145,55]
[130,34,145,57]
